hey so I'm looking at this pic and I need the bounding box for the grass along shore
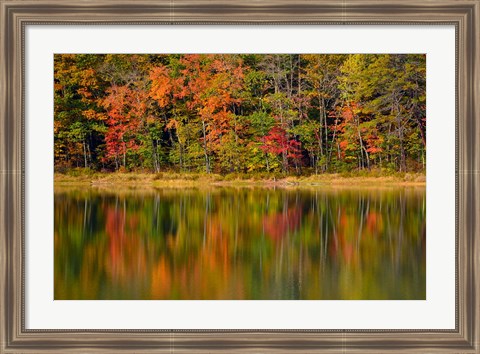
[54,170,426,187]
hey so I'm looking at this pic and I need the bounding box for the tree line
[54,54,426,174]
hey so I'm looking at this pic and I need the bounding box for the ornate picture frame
[1,0,478,352]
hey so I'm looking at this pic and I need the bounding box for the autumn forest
[54,54,426,175]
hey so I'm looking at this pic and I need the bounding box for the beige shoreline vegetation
[54,171,426,188]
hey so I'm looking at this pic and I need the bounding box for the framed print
[1,0,479,352]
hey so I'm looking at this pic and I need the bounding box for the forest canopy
[54,54,426,174]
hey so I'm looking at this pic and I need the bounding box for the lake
[54,185,425,300]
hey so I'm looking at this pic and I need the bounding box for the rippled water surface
[54,186,425,300]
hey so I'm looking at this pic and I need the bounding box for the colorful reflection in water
[54,186,425,300]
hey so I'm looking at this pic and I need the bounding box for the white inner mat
[25,25,455,329]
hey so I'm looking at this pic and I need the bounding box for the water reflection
[54,186,426,300]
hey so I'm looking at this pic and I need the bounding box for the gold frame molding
[1,1,479,352]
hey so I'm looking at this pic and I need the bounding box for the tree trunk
[87,135,92,166]
[202,119,210,173]
[179,143,183,170]
[396,115,407,172]
[323,99,329,170]
[416,117,426,148]
[152,139,159,173]
[328,112,340,165]
[318,100,324,170]
[356,116,370,170]
[82,140,88,168]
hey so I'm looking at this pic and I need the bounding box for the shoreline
[54,172,426,188]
